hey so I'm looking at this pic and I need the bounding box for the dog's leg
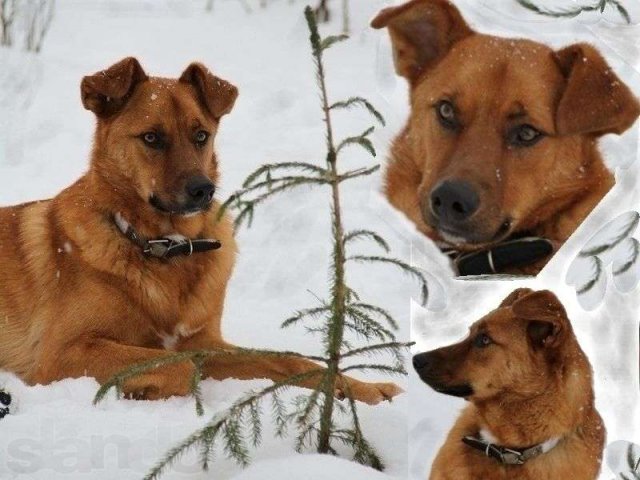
[31,337,195,400]
[178,331,403,405]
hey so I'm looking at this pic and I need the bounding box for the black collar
[114,212,221,259]
[462,434,561,466]
[442,236,553,276]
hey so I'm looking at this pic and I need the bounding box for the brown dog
[0,57,401,405]
[372,0,640,275]
[413,288,604,479]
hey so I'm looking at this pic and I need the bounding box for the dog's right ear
[511,290,568,350]
[81,57,148,117]
[370,0,472,83]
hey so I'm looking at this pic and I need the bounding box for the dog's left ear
[180,63,238,119]
[499,288,534,308]
[555,43,640,136]
[511,290,568,349]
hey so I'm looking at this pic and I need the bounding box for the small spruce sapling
[93,6,427,479]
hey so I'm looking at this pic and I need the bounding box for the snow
[0,1,410,479]
[0,0,639,479]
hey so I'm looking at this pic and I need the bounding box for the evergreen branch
[580,212,639,256]
[336,126,376,157]
[347,255,429,305]
[348,303,398,330]
[320,34,349,51]
[271,392,289,438]
[330,97,386,126]
[224,178,331,229]
[340,364,407,376]
[242,162,328,188]
[343,230,390,253]
[338,165,380,182]
[239,175,330,196]
[342,342,413,359]
[144,369,325,480]
[191,353,207,416]
[282,305,331,328]
[345,307,395,341]
[340,381,384,470]
[516,0,631,23]
[613,238,639,276]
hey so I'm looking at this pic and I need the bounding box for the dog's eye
[509,125,544,147]
[436,100,459,130]
[473,333,493,348]
[141,132,163,149]
[194,130,210,146]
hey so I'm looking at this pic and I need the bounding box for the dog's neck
[86,164,212,240]
[473,343,594,448]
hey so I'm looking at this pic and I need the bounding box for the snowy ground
[0,1,413,479]
[1,0,639,479]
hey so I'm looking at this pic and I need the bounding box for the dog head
[372,0,640,247]
[412,289,579,401]
[82,57,238,217]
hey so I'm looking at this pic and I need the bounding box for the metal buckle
[144,239,172,258]
[500,447,525,465]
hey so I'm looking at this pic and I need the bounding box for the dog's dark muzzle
[413,350,474,398]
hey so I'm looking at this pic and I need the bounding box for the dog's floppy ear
[370,0,472,83]
[499,288,534,308]
[180,63,238,119]
[511,290,568,349]
[81,57,148,117]
[555,43,640,136]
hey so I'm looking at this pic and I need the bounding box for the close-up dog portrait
[413,288,605,479]
[372,0,640,276]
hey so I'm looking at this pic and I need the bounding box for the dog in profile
[413,288,604,479]
[0,57,402,405]
[372,0,640,275]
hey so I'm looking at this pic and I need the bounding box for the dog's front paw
[337,381,404,406]
[121,361,195,401]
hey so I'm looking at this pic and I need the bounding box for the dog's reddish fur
[414,289,604,479]
[0,58,401,404]
[372,0,640,274]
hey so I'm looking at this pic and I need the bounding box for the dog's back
[0,199,56,377]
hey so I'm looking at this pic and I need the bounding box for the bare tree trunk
[341,0,349,35]
[314,0,330,23]
[0,0,17,47]
[24,0,55,53]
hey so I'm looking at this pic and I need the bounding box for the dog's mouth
[149,195,210,217]
[428,382,474,398]
[435,218,513,250]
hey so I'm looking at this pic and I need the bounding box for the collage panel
[0,1,638,480]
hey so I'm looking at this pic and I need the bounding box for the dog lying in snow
[0,57,402,405]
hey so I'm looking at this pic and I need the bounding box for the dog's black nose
[412,352,431,372]
[430,181,479,222]
[185,176,215,205]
